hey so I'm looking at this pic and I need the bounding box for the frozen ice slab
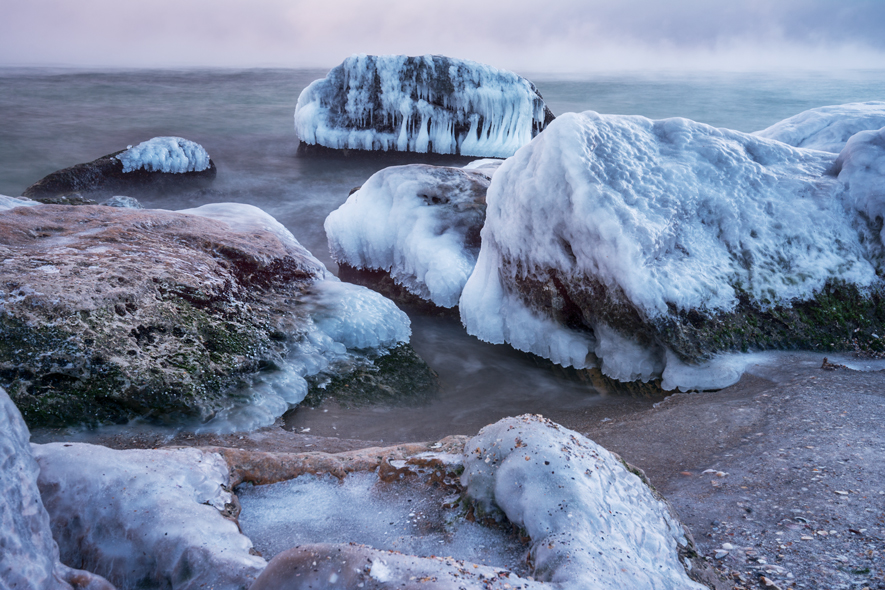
[755,101,885,153]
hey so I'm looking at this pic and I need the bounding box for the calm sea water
[4,68,885,440]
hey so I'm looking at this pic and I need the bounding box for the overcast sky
[2,0,884,72]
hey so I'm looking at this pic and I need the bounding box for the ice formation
[295,54,554,158]
[325,164,489,307]
[1,387,114,590]
[176,203,411,432]
[462,415,704,589]
[0,194,40,210]
[32,443,267,590]
[754,101,885,153]
[116,137,211,174]
[833,126,885,261]
[460,111,882,390]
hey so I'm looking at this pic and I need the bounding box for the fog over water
[4,67,885,440]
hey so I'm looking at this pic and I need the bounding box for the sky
[1,0,884,72]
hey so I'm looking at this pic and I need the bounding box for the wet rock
[0,387,115,590]
[0,202,412,428]
[22,137,216,202]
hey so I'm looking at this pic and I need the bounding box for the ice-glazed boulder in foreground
[462,415,706,589]
[754,101,885,153]
[295,54,555,158]
[33,442,266,590]
[326,162,494,308]
[0,202,410,429]
[0,387,115,590]
[22,137,216,203]
[460,111,885,390]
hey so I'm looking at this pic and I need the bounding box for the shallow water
[3,67,885,440]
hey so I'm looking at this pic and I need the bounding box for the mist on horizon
[2,0,884,73]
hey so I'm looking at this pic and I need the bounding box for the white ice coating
[755,101,885,153]
[116,137,211,174]
[460,111,882,389]
[461,415,704,590]
[325,164,489,307]
[295,54,551,158]
[32,443,266,590]
[0,194,40,211]
[174,203,411,432]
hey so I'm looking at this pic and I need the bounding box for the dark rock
[22,149,216,202]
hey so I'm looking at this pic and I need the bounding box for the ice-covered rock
[0,194,40,210]
[33,442,266,590]
[461,415,706,589]
[0,202,411,429]
[1,387,115,590]
[460,111,885,390]
[833,126,885,262]
[754,101,885,153]
[326,163,489,308]
[21,138,216,202]
[295,54,554,158]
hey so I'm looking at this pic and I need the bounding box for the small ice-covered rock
[1,387,114,590]
[754,102,885,153]
[325,164,489,308]
[460,111,882,390]
[32,443,266,590]
[116,137,211,174]
[102,195,143,209]
[461,415,705,590]
[295,54,554,158]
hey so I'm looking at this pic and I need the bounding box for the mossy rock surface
[0,204,322,427]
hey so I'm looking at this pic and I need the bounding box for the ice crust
[237,471,526,569]
[295,54,552,158]
[462,415,704,590]
[32,443,266,590]
[755,102,885,153]
[325,164,489,307]
[0,194,40,210]
[460,111,882,389]
[116,137,210,174]
[176,203,411,432]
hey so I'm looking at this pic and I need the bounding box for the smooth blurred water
[3,67,885,440]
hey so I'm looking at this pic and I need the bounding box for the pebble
[721,542,735,550]
[714,550,729,559]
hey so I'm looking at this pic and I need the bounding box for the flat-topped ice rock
[295,54,555,158]
[326,162,490,308]
[1,387,115,590]
[460,111,885,390]
[754,101,885,153]
[33,442,266,590]
[21,137,216,202]
[0,202,410,429]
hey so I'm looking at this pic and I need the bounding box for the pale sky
[2,0,884,72]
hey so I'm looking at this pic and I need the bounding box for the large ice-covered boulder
[295,54,555,158]
[460,111,885,390]
[22,137,217,203]
[33,442,266,590]
[0,202,410,428]
[326,162,495,308]
[1,387,114,590]
[754,102,885,153]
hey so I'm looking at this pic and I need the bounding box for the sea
[3,67,885,442]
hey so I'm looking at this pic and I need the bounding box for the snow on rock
[462,415,705,590]
[1,387,115,590]
[460,111,882,390]
[295,54,554,158]
[325,164,489,307]
[754,102,885,153]
[32,443,266,590]
[116,137,211,174]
